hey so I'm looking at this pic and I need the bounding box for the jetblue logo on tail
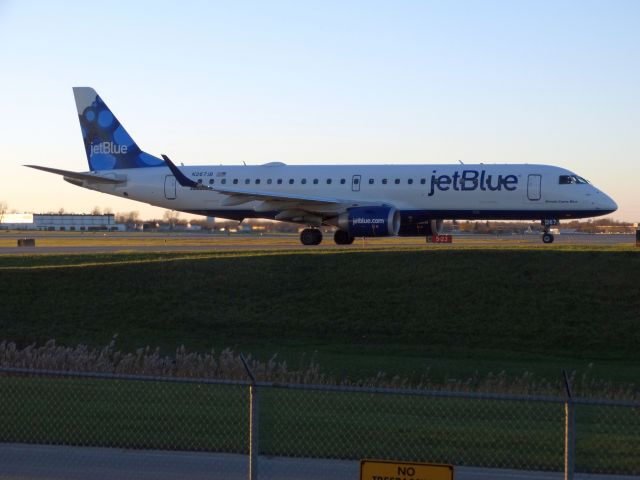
[74,87,164,170]
[90,142,128,156]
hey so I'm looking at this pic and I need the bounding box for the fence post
[563,370,575,480]
[241,354,259,480]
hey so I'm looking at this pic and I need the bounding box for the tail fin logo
[90,142,128,156]
[73,87,164,171]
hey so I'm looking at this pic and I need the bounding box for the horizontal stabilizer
[24,165,125,184]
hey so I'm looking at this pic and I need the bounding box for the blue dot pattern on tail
[73,87,164,171]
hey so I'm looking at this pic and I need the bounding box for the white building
[0,213,125,231]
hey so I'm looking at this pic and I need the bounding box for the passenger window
[382,179,388,185]
[340,178,346,184]
[255,179,261,185]
[326,179,332,184]
[233,179,238,184]
[209,179,215,184]
[313,179,318,184]
[197,179,203,184]
[289,179,294,184]
[221,179,227,184]
[408,179,413,185]
[277,179,283,184]
[369,178,374,185]
[394,179,400,185]
[420,178,426,184]
[301,178,307,184]
[245,179,250,185]
[267,179,272,184]
[353,178,360,185]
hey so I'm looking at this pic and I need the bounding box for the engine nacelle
[425,219,443,236]
[332,206,401,237]
[398,219,444,236]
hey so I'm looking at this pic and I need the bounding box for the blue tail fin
[73,87,164,171]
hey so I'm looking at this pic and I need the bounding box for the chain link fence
[0,367,638,479]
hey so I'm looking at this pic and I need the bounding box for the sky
[0,0,638,220]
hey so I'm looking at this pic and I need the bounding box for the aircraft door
[527,174,541,201]
[164,175,177,200]
[351,175,361,192]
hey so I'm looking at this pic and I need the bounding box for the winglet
[161,154,198,188]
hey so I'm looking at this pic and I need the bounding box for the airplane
[26,87,618,245]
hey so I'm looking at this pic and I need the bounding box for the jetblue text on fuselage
[90,142,128,156]
[428,169,518,196]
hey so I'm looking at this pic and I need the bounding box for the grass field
[0,229,633,248]
[0,246,638,393]
[0,245,638,474]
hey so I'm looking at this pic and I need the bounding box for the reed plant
[1,339,636,400]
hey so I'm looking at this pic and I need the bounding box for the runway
[0,444,633,480]
[0,232,634,255]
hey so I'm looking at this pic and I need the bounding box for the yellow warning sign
[360,459,454,480]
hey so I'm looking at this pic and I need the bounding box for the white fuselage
[77,163,617,225]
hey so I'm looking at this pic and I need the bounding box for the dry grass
[1,339,636,400]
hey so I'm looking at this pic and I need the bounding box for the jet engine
[330,206,401,237]
[398,219,444,236]
[425,219,443,236]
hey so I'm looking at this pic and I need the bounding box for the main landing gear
[542,232,554,244]
[300,228,356,246]
[334,229,355,245]
[300,228,323,245]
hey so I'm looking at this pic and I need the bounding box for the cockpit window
[559,175,573,184]
[559,175,589,185]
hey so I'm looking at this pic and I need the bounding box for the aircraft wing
[25,165,125,184]
[214,187,345,206]
[162,155,349,207]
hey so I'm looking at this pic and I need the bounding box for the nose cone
[598,192,618,214]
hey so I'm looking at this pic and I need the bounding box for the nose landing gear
[541,219,559,244]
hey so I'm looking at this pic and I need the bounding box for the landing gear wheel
[334,229,354,245]
[542,233,554,244]
[300,228,322,245]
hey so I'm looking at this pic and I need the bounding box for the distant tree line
[452,218,634,234]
